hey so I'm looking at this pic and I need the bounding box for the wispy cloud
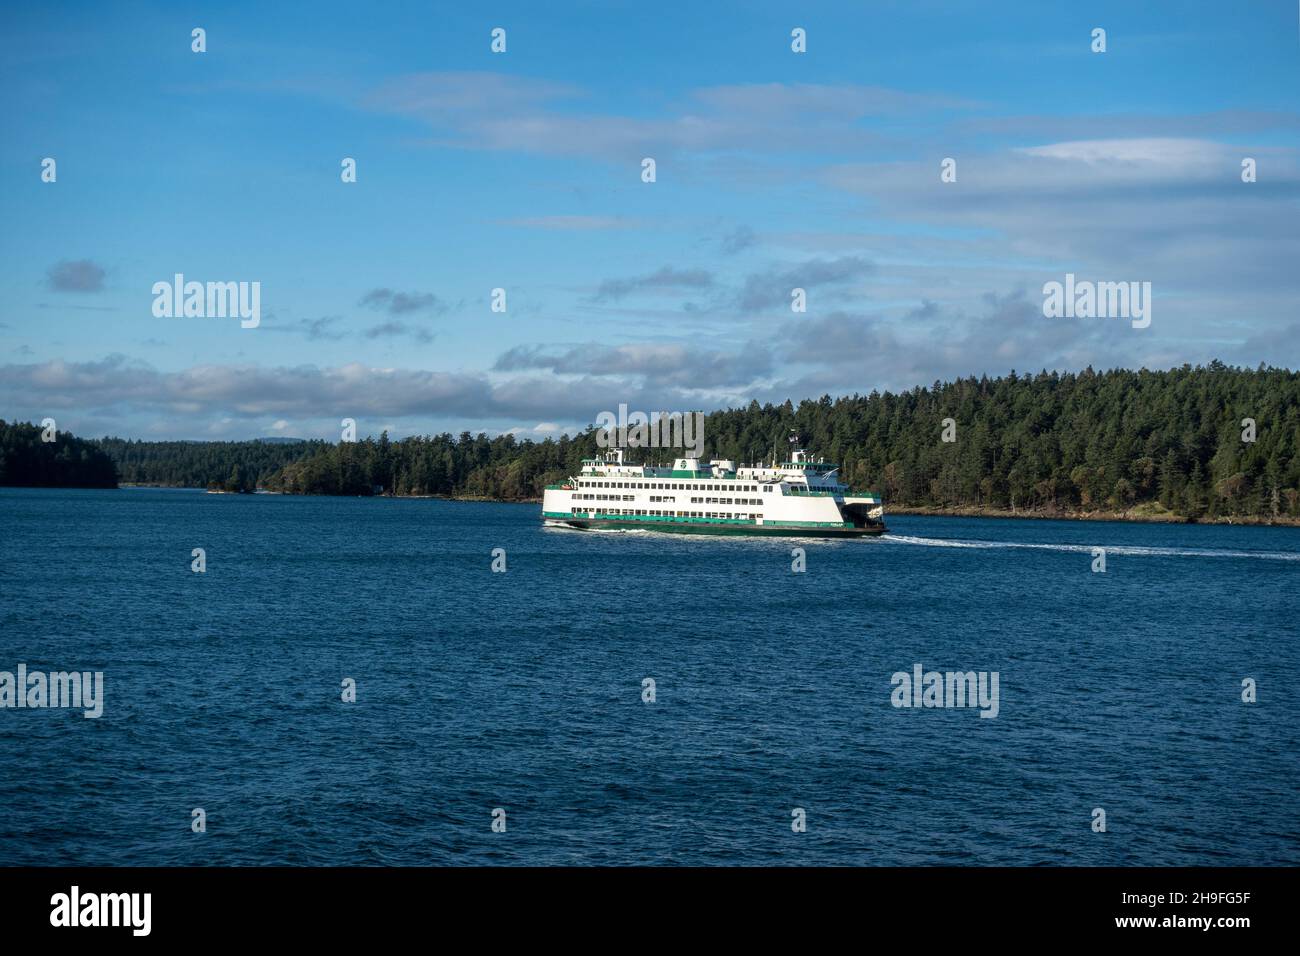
[365,320,433,343]
[359,288,447,315]
[46,259,105,293]
[593,266,714,302]
[718,225,758,256]
[493,340,772,387]
[362,74,973,161]
[263,315,347,341]
[497,215,633,231]
[823,138,1300,298]
[738,256,874,313]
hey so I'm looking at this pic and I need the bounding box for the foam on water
[882,533,1300,561]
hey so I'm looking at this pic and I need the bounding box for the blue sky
[2,0,1298,441]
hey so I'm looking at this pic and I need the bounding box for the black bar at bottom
[0,866,1283,940]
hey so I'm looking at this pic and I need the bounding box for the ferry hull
[544,517,886,538]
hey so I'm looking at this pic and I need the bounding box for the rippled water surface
[1,487,1297,865]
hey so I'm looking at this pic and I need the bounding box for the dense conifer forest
[4,364,1298,520]
[0,421,118,488]
[95,438,328,492]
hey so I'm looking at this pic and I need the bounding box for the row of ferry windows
[577,479,769,493]
[574,494,763,506]
[573,508,758,521]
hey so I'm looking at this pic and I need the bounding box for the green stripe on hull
[542,516,886,538]
[542,510,854,528]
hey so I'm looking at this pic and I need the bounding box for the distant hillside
[0,420,118,488]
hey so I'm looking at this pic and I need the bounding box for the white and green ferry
[542,444,885,537]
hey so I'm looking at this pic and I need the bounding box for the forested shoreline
[97,437,329,493]
[4,364,1299,522]
[0,421,117,488]
[255,363,1300,522]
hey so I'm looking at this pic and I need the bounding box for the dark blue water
[1,487,1297,865]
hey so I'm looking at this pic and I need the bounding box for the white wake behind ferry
[542,444,885,537]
